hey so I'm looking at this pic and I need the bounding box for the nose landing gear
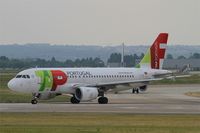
[31,99,38,104]
[31,93,40,104]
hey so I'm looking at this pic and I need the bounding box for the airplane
[8,33,172,104]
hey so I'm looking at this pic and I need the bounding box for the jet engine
[75,87,99,101]
[139,85,147,92]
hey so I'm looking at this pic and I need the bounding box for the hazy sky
[0,0,199,45]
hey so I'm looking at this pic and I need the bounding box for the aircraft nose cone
[8,79,16,91]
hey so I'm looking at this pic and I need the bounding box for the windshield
[16,75,30,79]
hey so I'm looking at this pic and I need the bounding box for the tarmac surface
[0,84,200,114]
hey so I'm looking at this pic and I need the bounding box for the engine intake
[75,87,98,101]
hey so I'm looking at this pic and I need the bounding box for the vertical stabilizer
[137,33,168,69]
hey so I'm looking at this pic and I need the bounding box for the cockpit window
[16,75,22,78]
[16,75,30,79]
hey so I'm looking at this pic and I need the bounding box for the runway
[0,84,200,114]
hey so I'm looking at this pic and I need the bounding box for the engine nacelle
[75,87,99,101]
[38,93,60,100]
[139,85,147,92]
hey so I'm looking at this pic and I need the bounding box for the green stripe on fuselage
[35,70,53,91]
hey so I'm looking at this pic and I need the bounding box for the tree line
[107,53,144,67]
[0,56,104,69]
[0,52,199,69]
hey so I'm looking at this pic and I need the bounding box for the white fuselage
[8,67,170,94]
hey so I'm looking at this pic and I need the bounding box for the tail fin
[137,33,168,69]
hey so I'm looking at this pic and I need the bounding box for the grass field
[0,70,199,103]
[185,92,200,98]
[0,113,200,133]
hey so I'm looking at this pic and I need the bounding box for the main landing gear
[98,90,108,104]
[70,91,109,104]
[98,97,108,104]
[70,96,80,104]
[132,88,139,94]
[70,95,108,104]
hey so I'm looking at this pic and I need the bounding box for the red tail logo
[150,33,168,69]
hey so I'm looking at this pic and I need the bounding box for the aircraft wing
[88,78,163,88]
[164,75,191,79]
[87,74,191,90]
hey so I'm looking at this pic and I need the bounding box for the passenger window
[22,75,26,78]
[27,75,30,79]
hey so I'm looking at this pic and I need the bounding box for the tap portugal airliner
[8,33,172,104]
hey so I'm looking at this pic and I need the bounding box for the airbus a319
[8,33,173,104]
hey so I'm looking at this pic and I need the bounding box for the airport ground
[1,84,200,113]
[0,71,200,133]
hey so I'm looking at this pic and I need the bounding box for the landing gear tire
[98,97,108,104]
[132,89,135,94]
[31,99,38,104]
[70,97,80,104]
[31,93,40,104]
[136,89,139,94]
[132,88,139,94]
